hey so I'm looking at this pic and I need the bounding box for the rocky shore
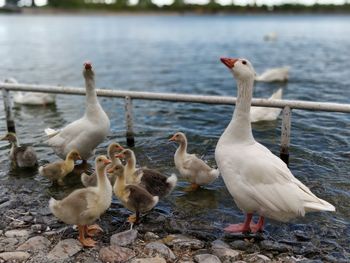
[0,176,349,263]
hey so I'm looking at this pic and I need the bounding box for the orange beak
[220,57,238,69]
[77,154,82,160]
[107,167,114,173]
[103,159,112,165]
[115,153,125,159]
[168,135,176,142]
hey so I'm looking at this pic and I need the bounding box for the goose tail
[304,197,335,213]
[45,128,59,138]
[210,168,220,178]
[49,197,60,215]
[270,88,283,100]
[166,174,178,190]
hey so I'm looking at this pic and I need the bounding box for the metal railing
[1,82,350,165]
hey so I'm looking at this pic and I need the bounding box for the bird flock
[0,59,335,248]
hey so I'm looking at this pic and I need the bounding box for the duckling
[81,142,124,187]
[116,149,177,198]
[39,150,81,185]
[169,132,219,191]
[49,155,112,247]
[0,132,38,168]
[109,164,159,223]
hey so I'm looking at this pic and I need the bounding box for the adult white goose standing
[5,78,56,105]
[250,88,283,123]
[215,57,335,233]
[45,62,110,161]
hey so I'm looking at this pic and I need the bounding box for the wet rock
[0,251,30,262]
[16,236,50,251]
[230,240,250,251]
[211,239,241,261]
[0,237,20,252]
[293,242,319,256]
[293,230,311,241]
[31,224,44,233]
[185,230,217,242]
[0,230,3,236]
[194,253,221,263]
[260,240,291,253]
[130,256,167,263]
[144,232,160,241]
[244,253,271,263]
[144,241,176,260]
[47,238,82,260]
[110,229,138,247]
[299,260,323,263]
[99,245,135,263]
[164,234,205,250]
[5,229,30,238]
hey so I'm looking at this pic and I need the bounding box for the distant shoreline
[1,7,350,16]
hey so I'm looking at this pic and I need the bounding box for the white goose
[169,132,219,191]
[5,78,56,105]
[215,57,335,233]
[255,67,289,82]
[250,88,283,123]
[45,62,110,161]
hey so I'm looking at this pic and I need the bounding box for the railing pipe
[280,106,292,166]
[124,96,135,147]
[1,88,16,133]
[1,83,350,113]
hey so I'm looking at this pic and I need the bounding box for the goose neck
[224,78,255,143]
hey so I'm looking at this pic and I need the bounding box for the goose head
[107,143,124,158]
[107,164,124,177]
[95,155,112,171]
[169,132,186,144]
[220,58,256,81]
[0,132,17,143]
[67,150,82,161]
[115,149,133,162]
[83,61,94,80]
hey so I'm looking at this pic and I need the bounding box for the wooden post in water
[280,106,291,166]
[124,96,135,147]
[2,89,16,133]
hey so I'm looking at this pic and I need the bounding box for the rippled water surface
[0,14,349,258]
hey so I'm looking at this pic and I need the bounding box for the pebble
[0,230,3,236]
[99,245,135,263]
[230,240,250,250]
[110,229,138,246]
[31,224,44,233]
[16,236,50,251]
[164,234,204,250]
[47,238,82,260]
[5,229,30,238]
[0,237,20,252]
[130,256,167,263]
[260,240,291,253]
[0,251,30,262]
[144,231,160,241]
[211,239,241,261]
[293,230,311,241]
[194,254,221,263]
[144,241,176,260]
[245,253,271,263]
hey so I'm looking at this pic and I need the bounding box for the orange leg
[78,225,97,247]
[224,213,253,233]
[85,224,103,237]
[250,216,265,233]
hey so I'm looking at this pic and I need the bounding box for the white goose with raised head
[45,62,110,161]
[215,57,335,233]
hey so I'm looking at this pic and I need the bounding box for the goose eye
[242,60,247,65]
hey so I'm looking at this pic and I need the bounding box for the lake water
[0,14,349,259]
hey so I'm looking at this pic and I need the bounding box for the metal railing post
[280,106,291,166]
[124,96,135,147]
[2,88,16,133]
